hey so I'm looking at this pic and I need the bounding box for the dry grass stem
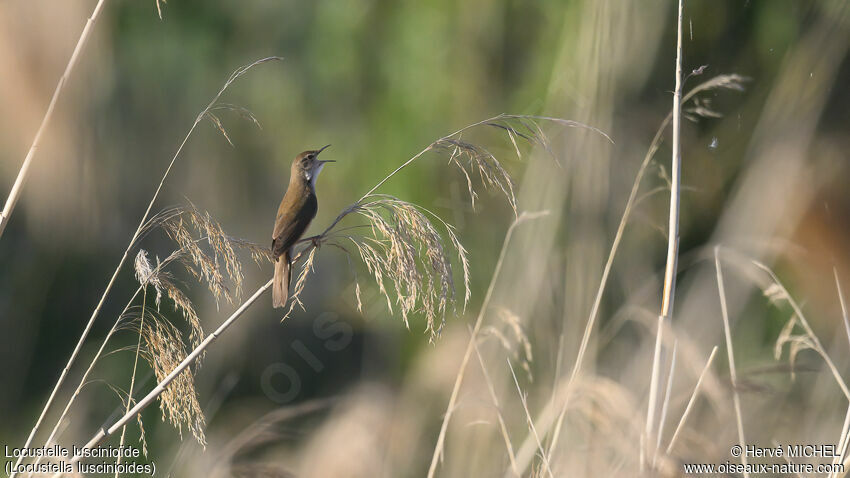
[836,268,850,354]
[666,346,718,454]
[155,0,166,19]
[508,359,554,478]
[715,247,750,477]
[655,340,678,455]
[835,269,850,473]
[0,0,109,240]
[354,114,612,212]
[116,287,149,475]
[646,1,685,467]
[472,333,520,477]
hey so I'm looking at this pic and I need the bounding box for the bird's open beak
[316,144,334,164]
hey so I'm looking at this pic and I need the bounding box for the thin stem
[836,268,850,353]
[507,359,554,478]
[646,0,684,466]
[62,279,273,472]
[116,287,147,476]
[666,346,718,454]
[661,0,684,321]
[655,340,678,455]
[716,248,749,477]
[834,268,850,475]
[833,404,850,477]
[17,57,279,474]
[0,0,108,240]
[426,212,547,478]
[472,333,520,477]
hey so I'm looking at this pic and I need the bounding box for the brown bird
[272,145,334,308]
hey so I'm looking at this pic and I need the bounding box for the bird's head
[292,144,334,188]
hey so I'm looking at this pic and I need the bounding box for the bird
[272,145,334,308]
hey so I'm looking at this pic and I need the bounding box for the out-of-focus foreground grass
[1,0,850,476]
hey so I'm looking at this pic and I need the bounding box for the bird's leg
[298,234,323,249]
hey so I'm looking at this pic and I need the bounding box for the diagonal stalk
[59,279,274,474]
[0,0,108,239]
[116,287,147,476]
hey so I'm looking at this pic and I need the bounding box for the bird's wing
[272,192,318,259]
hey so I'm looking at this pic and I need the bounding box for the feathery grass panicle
[429,115,609,215]
[134,249,204,351]
[293,194,469,338]
[161,204,244,305]
[345,196,468,339]
[228,235,275,266]
[481,308,534,382]
[134,204,273,349]
[143,204,271,306]
[136,306,206,447]
[283,246,318,320]
[126,202,273,452]
[434,138,518,214]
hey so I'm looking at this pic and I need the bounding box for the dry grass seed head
[282,247,318,320]
[479,308,534,381]
[433,138,517,214]
[773,314,816,380]
[137,307,206,447]
[326,196,469,339]
[143,204,273,306]
[166,204,244,304]
[134,249,204,351]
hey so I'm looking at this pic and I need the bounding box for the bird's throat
[308,162,326,190]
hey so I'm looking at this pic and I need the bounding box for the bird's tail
[272,249,292,308]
